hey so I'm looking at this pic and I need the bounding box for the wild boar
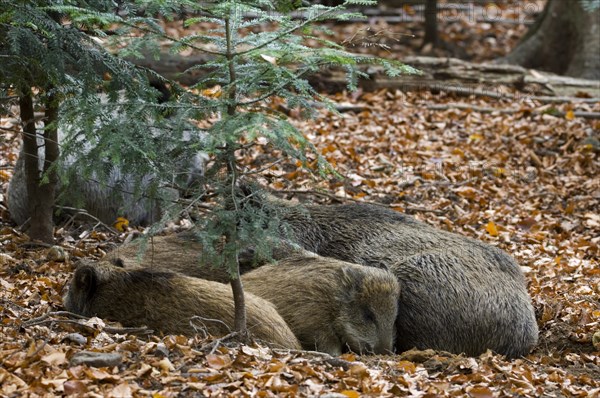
[7,88,207,227]
[242,255,400,356]
[103,232,254,283]
[242,191,539,358]
[62,259,301,350]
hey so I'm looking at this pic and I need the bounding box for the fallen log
[130,52,600,100]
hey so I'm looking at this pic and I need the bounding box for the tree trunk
[230,266,248,333]
[19,92,56,243]
[422,0,438,48]
[500,0,600,80]
[224,15,248,341]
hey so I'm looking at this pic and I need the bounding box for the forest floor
[1,1,599,397]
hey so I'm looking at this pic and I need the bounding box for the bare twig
[18,241,56,249]
[190,316,232,335]
[241,158,285,176]
[57,206,118,236]
[203,331,240,355]
[22,311,91,328]
[22,318,98,333]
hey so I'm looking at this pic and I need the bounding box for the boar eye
[362,307,376,323]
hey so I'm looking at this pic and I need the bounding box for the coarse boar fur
[7,87,207,227]
[241,255,400,356]
[62,259,301,350]
[103,232,254,283]
[243,192,538,358]
[8,150,167,226]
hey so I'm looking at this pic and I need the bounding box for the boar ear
[341,266,363,299]
[73,266,98,292]
[110,258,125,268]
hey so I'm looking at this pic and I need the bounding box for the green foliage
[116,0,415,272]
[0,1,143,93]
[0,1,181,217]
[2,0,417,276]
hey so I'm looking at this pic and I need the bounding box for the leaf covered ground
[1,2,599,397]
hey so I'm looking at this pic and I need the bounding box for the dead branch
[58,206,118,235]
[21,311,153,335]
[190,316,232,335]
[22,311,89,327]
[203,332,240,355]
[427,103,600,119]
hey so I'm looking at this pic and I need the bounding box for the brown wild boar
[241,255,400,356]
[103,233,254,283]
[63,259,301,350]
[242,191,539,358]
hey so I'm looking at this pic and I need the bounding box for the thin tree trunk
[224,15,248,340]
[422,0,438,48]
[19,92,55,243]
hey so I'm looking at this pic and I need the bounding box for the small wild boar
[103,232,257,283]
[241,255,400,356]
[242,190,539,358]
[63,259,301,350]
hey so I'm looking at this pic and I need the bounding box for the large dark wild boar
[243,192,538,358]
[242,255,399,356]
[63,259,301,350]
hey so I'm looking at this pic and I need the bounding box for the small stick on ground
[190,316,232,335]
[104,326,154,335]
[21,311,153,335]
[57,206,118,236]
[22,318,98,333]
[21,311,89,327]
[202,331,240,355]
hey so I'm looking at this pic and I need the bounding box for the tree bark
[19,92,56,243]
[224,15,248,340]
[422,0,438,48]
[500,0,600,80]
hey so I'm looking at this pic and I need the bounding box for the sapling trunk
[224,14,248,340]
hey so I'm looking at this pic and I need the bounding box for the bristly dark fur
[122,268,175,286]
[103,234,254,283]
[244,192,539,358]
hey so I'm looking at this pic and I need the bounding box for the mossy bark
[501,0,600,80]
